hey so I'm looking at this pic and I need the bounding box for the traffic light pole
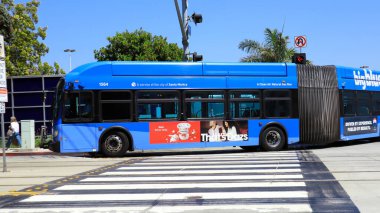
[174,0,189,61]
[182,0,189,60]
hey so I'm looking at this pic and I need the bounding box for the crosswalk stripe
[143,157,299,162]
[81,174,303,182]
[117,164,300,170]
[154,153,298,158]
[21,191,309,202]
[101,168,302,175]
[55,182,306,191]
[135,159,300,165]
[0,204,313,213]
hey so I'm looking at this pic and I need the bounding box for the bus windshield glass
[53,78,64,121]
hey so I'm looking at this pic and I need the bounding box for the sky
[14,0,380,72]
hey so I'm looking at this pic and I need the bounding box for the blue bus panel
[54,62,380,155]
[58,118,299,153]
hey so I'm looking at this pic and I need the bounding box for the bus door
[61,91,97,152]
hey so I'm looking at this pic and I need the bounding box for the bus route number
[99,82,109,87]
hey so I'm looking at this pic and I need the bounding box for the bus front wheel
[260,127,285,151]
[101,131,129,157]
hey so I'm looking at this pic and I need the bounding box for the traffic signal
[192,52,203,62]
[292,53,306,64]
[191,13,203,25]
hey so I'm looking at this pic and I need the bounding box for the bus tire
[260,126,285,151]
[101,131,129,157]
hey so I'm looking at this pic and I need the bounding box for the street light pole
[64,49,76,71]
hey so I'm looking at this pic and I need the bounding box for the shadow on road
[63,139,379,159]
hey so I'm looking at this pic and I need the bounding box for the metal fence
[5,75,62,135]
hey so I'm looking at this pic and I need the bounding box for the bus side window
[229,90,260,119]
[63,92,93,122]
[185,91,225,119]
[100,91,132,121]
[136,91,179,120]
[263,90,291,118]
[357,91,371,116]
[342,91,356,116]
[372,92,380,115]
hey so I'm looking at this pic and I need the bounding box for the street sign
[0,61,7,102]
[294,35,307,48]
[0,34,6,172]
[0,35,4,59]
[0,103,5,114]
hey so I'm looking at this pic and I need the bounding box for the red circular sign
[294,36,307,48]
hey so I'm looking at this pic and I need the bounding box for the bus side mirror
[68,82,74,91]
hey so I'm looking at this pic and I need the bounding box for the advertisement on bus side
[149,121,201,144]
[149,120,248,144]
[200,120,248,142]
[343,116,378,136]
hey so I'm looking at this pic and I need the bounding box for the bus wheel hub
[266,131,281,147]
[105,135,123,152]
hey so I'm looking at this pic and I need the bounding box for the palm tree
[239,28,295,63]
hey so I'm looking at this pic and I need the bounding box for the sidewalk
[0,152,126,195]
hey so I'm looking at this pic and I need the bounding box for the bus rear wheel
[260,127,285,151]
[101,131,129,157]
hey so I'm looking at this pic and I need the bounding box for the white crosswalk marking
[5,151,314,213]
[135,159,300,165]
[81,174,304,182]
[0,204,313,213]
[142,157,299,162]
[55,182,306,190]
[22,191,309,202]
[117,163,300,170]
[102,168,301,175]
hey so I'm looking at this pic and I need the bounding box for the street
[1,142,374,212]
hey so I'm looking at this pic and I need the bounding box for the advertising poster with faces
[150,120,248,144]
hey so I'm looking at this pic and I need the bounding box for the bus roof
[68,62,290,78]
[64,62,380,91]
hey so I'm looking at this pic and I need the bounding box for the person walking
[6,116,21,150]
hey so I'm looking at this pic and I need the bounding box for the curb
[2,149,54,157]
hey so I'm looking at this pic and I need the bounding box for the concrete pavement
[0,153,126,194]
[312,141,380,213]
[1,142,380,212]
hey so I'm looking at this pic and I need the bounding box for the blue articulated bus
[51,62,380,157]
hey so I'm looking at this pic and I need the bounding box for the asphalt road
[1,144,370,213]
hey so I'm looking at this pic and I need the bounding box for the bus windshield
[52,78,64,122]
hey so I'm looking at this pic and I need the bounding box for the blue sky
[15,0,380,72]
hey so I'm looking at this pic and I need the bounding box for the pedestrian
[6,116,21,150]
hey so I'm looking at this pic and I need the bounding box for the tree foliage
[1,0,64,76]
[0,4,13,42]
[239,28,295,63]
[94,29,182,62]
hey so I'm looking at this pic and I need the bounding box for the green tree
[0,4,13,42]
[94,29,182,61]
[239,28,295,63]
[1,0,64,76]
